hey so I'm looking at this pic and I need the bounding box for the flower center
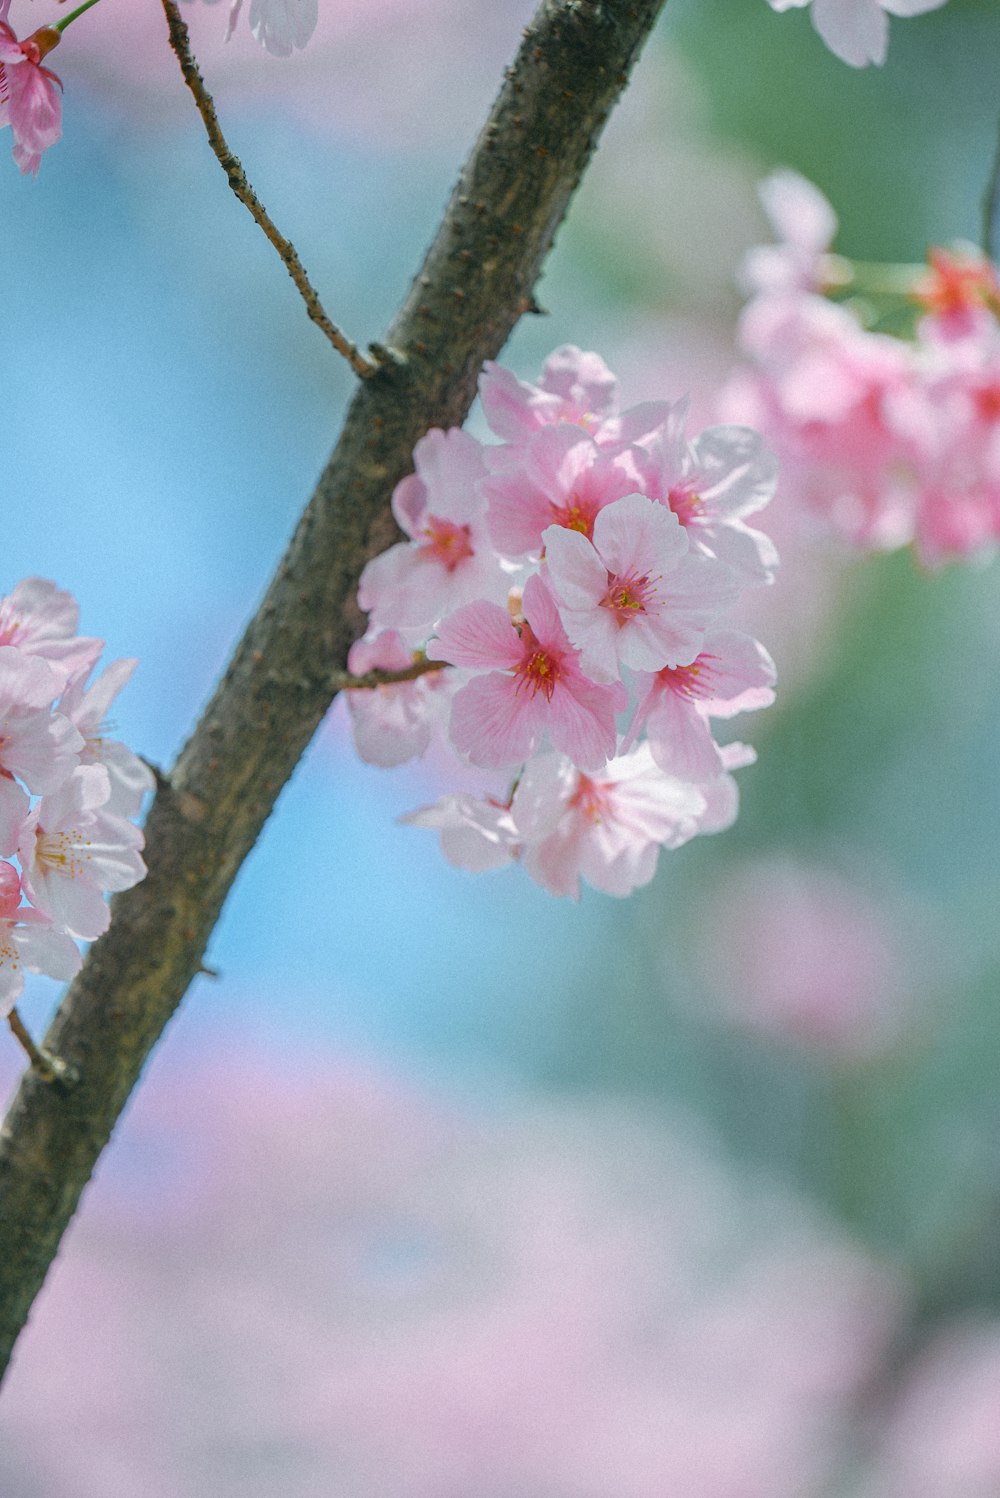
[36,825,88,880]
[418,515,475,572]
[549,494,598,539]
[667,483,704,526]
[569,773,611,824]
[514,622,560,701]
[659,651,720,700]
[0,613,22,648]
[601,569,657,622]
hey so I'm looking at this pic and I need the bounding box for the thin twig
[982,107,1000,262]
[7,1010,75,1086]
[331,658,447,692]
[160,0,377,379]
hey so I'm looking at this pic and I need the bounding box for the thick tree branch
[0,0,667,1381]
[160,0,377,378]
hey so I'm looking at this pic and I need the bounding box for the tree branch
[0,0,668,1381]
[160,0,377,379]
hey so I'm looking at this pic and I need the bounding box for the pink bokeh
[690,855,918,1059]
[1,1032,901,1496]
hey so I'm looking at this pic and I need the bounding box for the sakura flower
[0,904,81,1020]
[57,658,155,818]
[206,0,318,55]
[727,294,915,550]
[543,492,739,684]
[0,578,102,680]
[913,245,1000,344]
[0,647,84,795]
[344,631,451,768]
[482,423,647,557]
[357,428,510,634]
[626,631,777,781]
[510,745,707,899]
[645,414,780,585]
[740,170,839,298]
[0,857,81,1017]
[428,573,626,772]
[17,765,147,941]
[0,19,63,176]
[398,793,519,873]
[766,0,949,67]
[479,344,670,451]
[696,741,756,835]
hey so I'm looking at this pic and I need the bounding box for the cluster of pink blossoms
[347,347,778,900]
[0,578,152,1015]
[723,170,1000,565]
[0,1,62,176]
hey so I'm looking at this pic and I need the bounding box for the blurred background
[2,0,1000,1492]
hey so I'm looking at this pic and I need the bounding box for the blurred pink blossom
[692,856,915,1059]
[0,1035,903,1497]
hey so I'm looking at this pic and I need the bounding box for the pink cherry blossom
[17,764,147,940]
[0,19,63,176]
[0,578,102,680]
[398,792,519,872]
[351,347,779,889]
[57,658,155,818]
[479,344,667,450]
[0,647,84,796]
[510,745,708,899]
[201,0,318,55]
[725,292,917,550]
[626,630,777,781]
[0,855,81,1016]
[913,246,1000,344]
[644,410,780,584]
[344,631,452,768]
[766,0,949,67]
[0,906,81,1017]
[357,428,510,633]
[740,170,839,298]
[483,423,647,558]
[428,573,626,771]
[543,492,739,683]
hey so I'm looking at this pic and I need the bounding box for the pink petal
[429,602,521,671]
[591,491,687,578]
[542,527,607,611]
[448,672,539,768]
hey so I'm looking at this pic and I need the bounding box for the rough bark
[0,0,667,1381]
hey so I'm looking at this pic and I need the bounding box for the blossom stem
[159,0,378,380]
[825,254,926,299]
[6,1010,74,1085]
[54,0,102,33]
[331,657,448,692]
[982,108,1000,262]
